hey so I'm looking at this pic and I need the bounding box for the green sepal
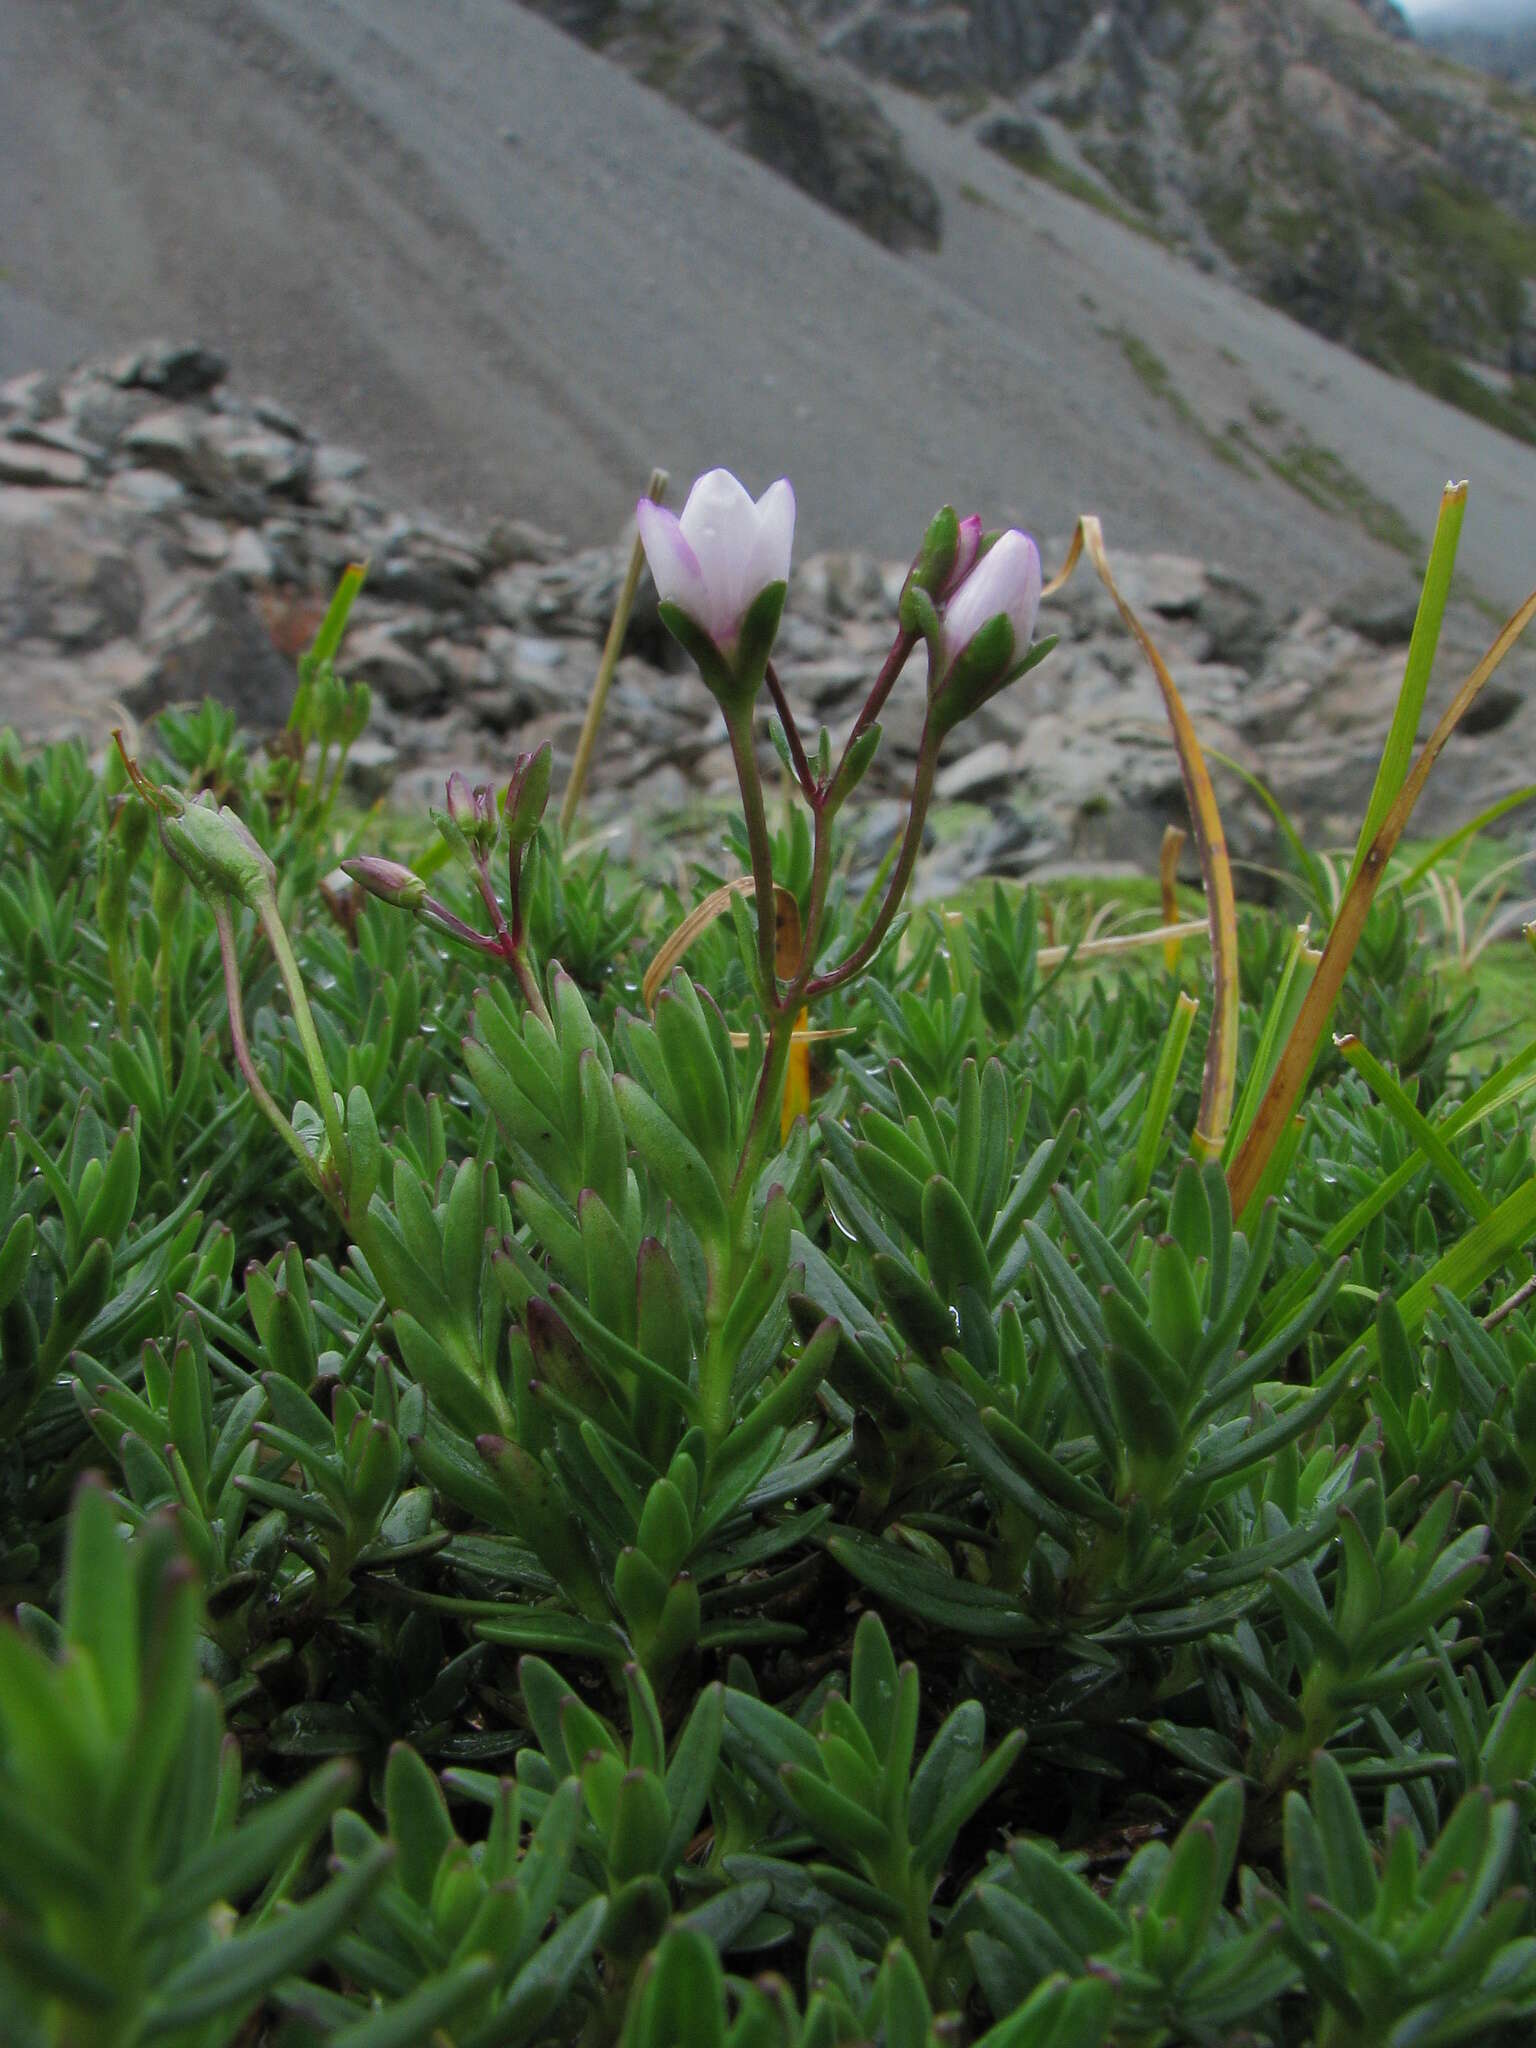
[731,580,788,702]
[506,741,554,848]
[657,602,736,704]
[903,505,960,604]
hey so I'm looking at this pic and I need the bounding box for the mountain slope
[2,0,1533,611]
[790,0,1536,440]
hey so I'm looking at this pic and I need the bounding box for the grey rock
[344,622,447,712]
[343,735,402,801]
[935,739,1018,802]
[0,369,59,418]
[252,395,305,439]
[0,492,145,652]
[177,516,232,567]
[1328,576,1423,647]
[64,380,161,454]
[1195,572,1270,672]
[107,467,187,513]
[258,520,313,587]
[131,573,297,727]
[481,515,569,568]
[122,410,229,490]
[1116,552,1207,619]
[112,340,228,399]
[205,418,312,497]
[966,804,1064,879]
[225,528,275,584]
[313,443,371,483]
[11,419,104,463]
[0,441,89,487]
[370,558,478,611]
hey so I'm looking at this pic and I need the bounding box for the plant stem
[833,626,918,783]
[763,660,818,803]
[255,888,347,1170]
[724,702,782,1010]
[213,903,317,1184]
[805,724,939,1001]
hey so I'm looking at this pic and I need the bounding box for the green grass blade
[1345,483,1465,894]
[1133,990,1199,1198]
[1335,1035,1492,1226]
[1397,785,1536,898]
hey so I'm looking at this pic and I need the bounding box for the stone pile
[2,343,1530,889]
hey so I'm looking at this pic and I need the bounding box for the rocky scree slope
[5,343,1533,899]
[513,0,942,249]
[709,0,1536,441]
[6,0,1534,612]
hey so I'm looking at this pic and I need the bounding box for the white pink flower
[636,468,796,658]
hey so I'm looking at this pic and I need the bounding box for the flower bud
[931,529,1044,735]
[446,771,498,857]
[160,792,276,906]
[945,514,985,598]
[342,856,427,911]
[504,742,553,850]
[637,468,795,705]
[444,770,499,860]
[900,508,984,624]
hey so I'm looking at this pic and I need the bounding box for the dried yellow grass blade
[1037,920,1208,968]
[1045,518,1239,1155]
[560,467,668,837]
[940,913,1208,967]
[1227,579,1536,1218]
[642,876,800,1011]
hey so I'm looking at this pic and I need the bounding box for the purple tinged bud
[446,771,498,856]
[938,530,1043,681]
[445,770,473,825]
[343,856,427,910]
[943,515,985,599]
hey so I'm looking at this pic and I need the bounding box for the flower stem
[468,851,552,1027]
[255,888,347,1170]
[763,660,818,804]
[832,625,918,787]
[724,702,782,1011]
[805,720,939,1001]
[213,903,318,1184]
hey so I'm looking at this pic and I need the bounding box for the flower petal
[678,468,759,636]
[940,529,1042,670]
[742,478,796,603]
[636,498,711,625]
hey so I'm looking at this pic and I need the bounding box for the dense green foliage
[4,552,1536,2046]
